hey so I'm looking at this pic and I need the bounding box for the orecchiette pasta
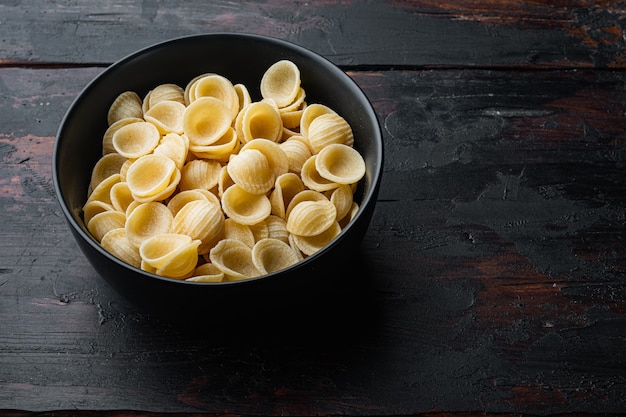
[83,60,367,280]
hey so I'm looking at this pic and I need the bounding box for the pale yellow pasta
[286,199,337,237]
[87,60,368,281]
[248,220,269,243]
[328,184,354,222]
[183,96,232,146]
[155,238,201,279]
[240,138,289,179]
[292,221,341,256]
[260,60,301,108]
[167,189,220,217]
[179,158,221,192]
[125,201,174,248]
[186,263,225,282]
[153,133,189,170]
[251,238,300,274]
[209,238,261,281]
[189,127,239,162]
[221,184,271,226]
[109,181,134,213]
[172,199,225,255]
[102,117,143,154]
[307,113,354,154]
[125,154,177,200]
[315,143,366,185]
[189,74,239,121]
[235,101,283,144]
[140,233,193,269]
[86,173,120,205]
[147,83,185,109]
[279,136,312,174]
[89,152,126,194]
[223,218,255,248]
[87,210,126,242]
[144,100,186,134]
[112,121,161,159]
[284,189,328,220]
[269,173,305,219]
[299,103,336,139]
[300,155,341,192]
[264,215,289,243]
[107,91,143,125]
[234,83,252,113]
[226,149,275,195]
[83,200,114,227]
[101,228,142,268]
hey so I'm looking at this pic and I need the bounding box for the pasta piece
[286,199,337,237]
[83,200,114,227]
[299,103,336,139]
[153,133,189,170]
[240,138,289,179]
[189,127,239,162]
[87,210,126,242]
[183,96,232,146]
[279,87,306,113]
[112,121,161,159]
[280,136,312,174]
[217,165,235,198]
[234,83,252,113]
[109,181,134,213]
[125,202,174,248]
[223,218,255,248]
[235,101,283,144]
[328,184,354,222]
[155,238,201,279]
[144,100,186,134]
[186,263,225,282]
[315,143,366,185]
[183,72,214,104]
[264,215,289,243]
[292,221,341,256]
[172,199,225,255]
[88,152,126,194]
[248,220,269,243]
[167,189,220,217]
[307,113,354,154]
[189,74,239,121]
[125,154,177,200]
[300,155,340,192]
[140,233,193,269]
[260,60,301,108]
[209,239,261,281]
[147,83,185,109]
[101,228,142,268]
[251,238,300,274]
[132,168,180,203]
[269,173,304,219]
[86,173,120,205]
[221,184,271,226]
[284,189,328,220]
[107,91,143,125]
[227,149,275,195]
[102,117,143,154]
[179,159,221,192]
[339,202,360,228]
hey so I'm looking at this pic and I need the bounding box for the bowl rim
[53,32,384,287]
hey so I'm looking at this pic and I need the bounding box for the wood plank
[1,66,625,413]
[0,1,625,68]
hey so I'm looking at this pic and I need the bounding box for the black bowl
[53,33,383,319]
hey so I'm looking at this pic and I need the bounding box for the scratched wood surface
[1,1,626,416]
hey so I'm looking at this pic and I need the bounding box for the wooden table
[1,1,625,415]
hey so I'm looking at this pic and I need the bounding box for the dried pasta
[83,60,366,281]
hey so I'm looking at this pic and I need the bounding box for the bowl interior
[54,33,383,298]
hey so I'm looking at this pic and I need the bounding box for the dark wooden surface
[1,1,626,415]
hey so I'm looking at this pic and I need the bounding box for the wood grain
[1,65,625,413]
[0,1,625,68]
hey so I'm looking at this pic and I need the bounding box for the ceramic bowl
[53,33,383,318]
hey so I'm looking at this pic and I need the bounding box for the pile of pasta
[83,60,366,282]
